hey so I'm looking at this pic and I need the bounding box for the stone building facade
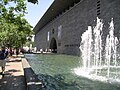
[34,0,120,56]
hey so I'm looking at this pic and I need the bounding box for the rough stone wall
[100,0,120,38]
[34,0,120,56]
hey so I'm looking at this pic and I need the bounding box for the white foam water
[74,17,120,84]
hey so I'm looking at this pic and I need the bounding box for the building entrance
[49,38,57,53]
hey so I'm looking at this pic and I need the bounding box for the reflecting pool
[25,54,120,90]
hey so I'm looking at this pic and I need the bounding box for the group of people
[0,47,20,77]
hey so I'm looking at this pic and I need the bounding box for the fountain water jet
[74,17,120,83]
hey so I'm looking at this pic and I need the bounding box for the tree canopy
[0,0,36,48]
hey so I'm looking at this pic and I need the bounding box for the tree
[0,0,34,48]
[0,17,33,48]
[0,0,38,4]
[28,0,38,4]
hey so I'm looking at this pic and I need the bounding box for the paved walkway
[0,56,26,90]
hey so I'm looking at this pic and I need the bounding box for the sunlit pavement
[0,55,26,90]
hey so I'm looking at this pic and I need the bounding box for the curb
[21,56,43,90]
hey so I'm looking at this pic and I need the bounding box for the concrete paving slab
[0,56,26,90]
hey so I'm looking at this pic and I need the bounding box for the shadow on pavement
[0,75,26,90]
[0,56,27,90]
[6,60,21,63]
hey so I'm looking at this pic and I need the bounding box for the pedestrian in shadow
[9,48,13,56]
[0,47,8,77]
[16,48,19,56]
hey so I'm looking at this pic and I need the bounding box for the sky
[24,0,54,28]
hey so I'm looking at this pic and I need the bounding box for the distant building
[33,0,120,56]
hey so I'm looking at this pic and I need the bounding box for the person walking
[16,48,19,56]
[9,48,13,56]
[0,47,8,77]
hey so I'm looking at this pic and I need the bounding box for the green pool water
[25,54,120,90]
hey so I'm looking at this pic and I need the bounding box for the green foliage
[1,0,38,4]
[0,0,34,48]
[28,0,38,4]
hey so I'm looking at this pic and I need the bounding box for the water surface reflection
[25,54,120,90]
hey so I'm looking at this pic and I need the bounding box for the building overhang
[33,0,81,34]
